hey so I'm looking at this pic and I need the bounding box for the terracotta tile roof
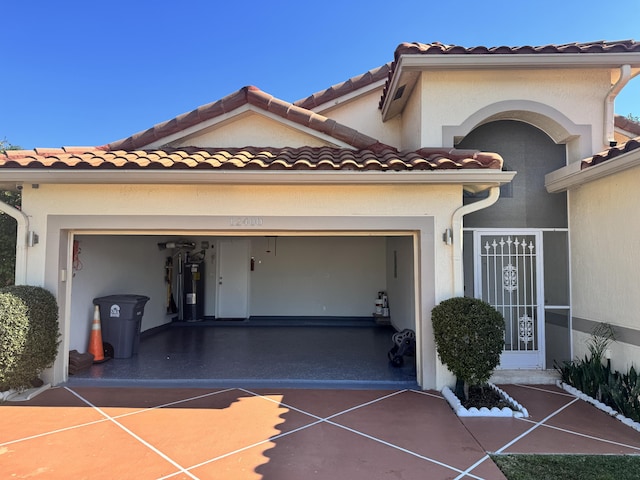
[0,146,503,172]
[393,40,640,57]
[294,63,392,110]
[581,137,640,169]
[615,114,640,136]
[381,40,640,109]
[106,86,383,152]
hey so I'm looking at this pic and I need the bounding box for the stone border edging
[557,380,640,433]
[442,382,529,418]
[0,383,51,402]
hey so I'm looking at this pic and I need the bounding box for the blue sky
[2,0,639,150]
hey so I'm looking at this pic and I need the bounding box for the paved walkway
[1,384,639,479]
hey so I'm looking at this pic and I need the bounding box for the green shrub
[602,366,640,422]
[431,296,505,398]
[0,285,60,391]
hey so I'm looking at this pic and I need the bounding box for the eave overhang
[545,147,640,193]
[0,169,516,191]
[382,53,640,121]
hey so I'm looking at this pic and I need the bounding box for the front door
[473,230,545,369]
[216,238,250,319]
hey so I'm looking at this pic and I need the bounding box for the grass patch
[491,454,640,480]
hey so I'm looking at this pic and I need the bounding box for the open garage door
[66,232,420,388]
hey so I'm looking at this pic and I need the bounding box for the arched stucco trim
[442,100,593,163]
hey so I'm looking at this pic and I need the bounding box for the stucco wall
[418,68,610,155]
[569,163,640,371]
[314,87,403,149]
[171,111,334,148]
[401,82,423,152]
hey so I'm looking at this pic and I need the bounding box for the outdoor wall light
[443,228,453,245]
[28,231,39,247]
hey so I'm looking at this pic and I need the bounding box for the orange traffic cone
[88,305,106,363]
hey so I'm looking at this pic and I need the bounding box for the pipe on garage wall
[450,186,501,297]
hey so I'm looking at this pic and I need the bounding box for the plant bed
[558,380,640,433]
[555,322,640,433]
[442,382,528,418]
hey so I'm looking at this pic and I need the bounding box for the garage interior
[66,234,419,388]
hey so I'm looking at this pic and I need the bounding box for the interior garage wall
[249,236,386,317]
[386,236,415,331]
[69,235,169,352]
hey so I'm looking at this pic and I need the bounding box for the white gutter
[450,186,501,296]
[0,199,28,285]
[604,65,632,145]
[397,53,640,70]
[0,169,516,186]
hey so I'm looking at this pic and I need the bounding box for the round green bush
[0,285,60,391]
[431,296,505,388]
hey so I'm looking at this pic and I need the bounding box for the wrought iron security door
[473,231,545,369]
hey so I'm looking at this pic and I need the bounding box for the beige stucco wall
[572,330,640,374]
[569,163,640,371]
[401,81,423,152]
[22,183,459,219]
[313,87,403,149]
[21,182,463,389]
[171,111,334,148]
[415,68,610,155]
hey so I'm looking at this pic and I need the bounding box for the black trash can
[93,295,150,359]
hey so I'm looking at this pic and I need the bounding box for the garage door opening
[66,233,418,388]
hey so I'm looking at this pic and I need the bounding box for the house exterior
[547,121,640,371]
[1,40,640,390]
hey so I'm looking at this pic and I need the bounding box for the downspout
[604,65,632,146]
[0,198,29,285]
[451,186,501,296]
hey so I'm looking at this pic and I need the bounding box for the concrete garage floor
[67,321,419,389]
[2,384,640,479]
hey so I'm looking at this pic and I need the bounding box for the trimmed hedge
[431,297,505,391]
[0,285,60,391]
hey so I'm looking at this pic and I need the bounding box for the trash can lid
[93,295,150,305]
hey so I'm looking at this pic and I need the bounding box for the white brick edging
[0,383,51,402]
[442,382,529,418]
[557,380,640,433]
